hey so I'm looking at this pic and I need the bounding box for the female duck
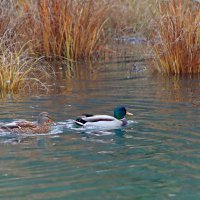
[0,112,53,134]
[75,106,133,129]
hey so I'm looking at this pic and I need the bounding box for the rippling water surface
[0,61,199,200]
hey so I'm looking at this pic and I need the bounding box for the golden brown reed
[0,0,52,95]
[23,0,111,61]
[0,38,50,95]
[151,0,200,75]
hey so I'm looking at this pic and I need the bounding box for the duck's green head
[114,106,133,119]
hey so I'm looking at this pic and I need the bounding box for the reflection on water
[0,61,200,200]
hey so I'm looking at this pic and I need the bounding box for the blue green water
[0,62,199,200]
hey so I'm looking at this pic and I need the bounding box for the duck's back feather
[2,121,36,129]
[75,115,117,127]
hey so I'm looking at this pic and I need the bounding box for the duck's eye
[48,119,52,123]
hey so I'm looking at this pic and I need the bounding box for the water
[0,61,199,200]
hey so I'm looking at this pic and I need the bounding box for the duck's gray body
[75,114,127,129]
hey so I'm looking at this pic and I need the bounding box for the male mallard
[75,106,133,129]
[0,112,53,134]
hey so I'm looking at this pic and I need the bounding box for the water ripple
[0,64,199,199]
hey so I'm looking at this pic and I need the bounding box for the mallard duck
[0,112,53,134]
[75,106,133,129]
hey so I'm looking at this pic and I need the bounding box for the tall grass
[0,0,52,96]
[151,0,200,75]
[24,0,111,61]
[0,33,50,95]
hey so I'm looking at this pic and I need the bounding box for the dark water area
[0,60,199,200]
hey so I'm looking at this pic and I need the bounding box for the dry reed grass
[23,0,111,61]
[0,0,52,95]
[0,34,50,95]
[151,0,200,75]
[2,0,200,97]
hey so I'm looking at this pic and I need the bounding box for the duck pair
[0,106,133,134]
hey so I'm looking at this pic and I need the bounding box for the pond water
[0,61,199,200]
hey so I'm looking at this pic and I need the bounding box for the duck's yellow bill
[126,111,134,116]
